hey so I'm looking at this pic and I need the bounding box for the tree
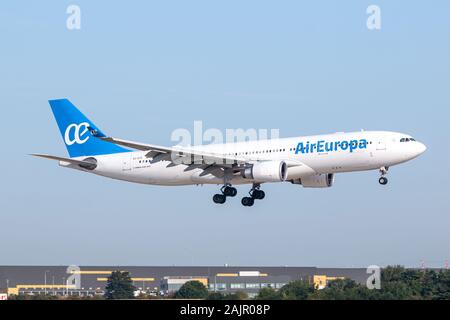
[104,271,136,299]
[207,291,249,300]
[381,265,406,282]
[419,270,439,299]
[435,269,450,300]
[226,291,248,300]
[379,266,425,299]
[311,279,359,300]
[207,292,226,300]
[255,287,281,300]
[254,266,450,300]
[278,280,315,300]
[175,281,208,299]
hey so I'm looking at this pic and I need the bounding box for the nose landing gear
[378,166,389,185]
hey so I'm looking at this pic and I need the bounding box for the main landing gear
[212,183,266,207]
[378,166,389,185]
[241,184,265,207]
[213,184,237,204]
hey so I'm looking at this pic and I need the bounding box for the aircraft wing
[99,136,248,168]
[30,154,97,170]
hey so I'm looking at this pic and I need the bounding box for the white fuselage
[61,131,426,186]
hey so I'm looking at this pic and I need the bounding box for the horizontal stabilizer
[30,154,97,170]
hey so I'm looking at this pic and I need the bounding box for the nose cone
[416,142,427,155]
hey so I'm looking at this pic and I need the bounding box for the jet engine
[242,161,287,182]
[291,173,334,188]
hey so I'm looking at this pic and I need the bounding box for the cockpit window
[400,137,416,142]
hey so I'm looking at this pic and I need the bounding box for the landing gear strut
[241,184,265,207]
[378,166,389,185]
[213,184,237,204]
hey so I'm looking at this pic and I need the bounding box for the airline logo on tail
[49,98,130,157]
[64,122,90,145]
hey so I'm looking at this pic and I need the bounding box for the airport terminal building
[0,266,369,297]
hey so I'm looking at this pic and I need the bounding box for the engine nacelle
[291,173,334,188]
[242,161,287,182]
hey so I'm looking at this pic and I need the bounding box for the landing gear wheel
[223,186,237,197]
[213,194,226,204]
[241,197,254,207]
[379,177,388,185]
[252,190,265,200]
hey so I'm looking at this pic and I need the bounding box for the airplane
[32,99,427,207]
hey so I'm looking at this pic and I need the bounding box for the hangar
[0,265,368,297]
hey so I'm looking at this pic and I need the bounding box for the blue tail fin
[49,99,129,157]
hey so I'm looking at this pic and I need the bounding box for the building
[313,275,346,290]
[160,276,209,294]
[0,266,369,298]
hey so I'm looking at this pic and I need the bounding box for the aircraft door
[122,154,132,171]
[376,139,386,151]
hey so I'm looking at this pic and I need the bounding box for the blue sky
[0,1,449,268]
